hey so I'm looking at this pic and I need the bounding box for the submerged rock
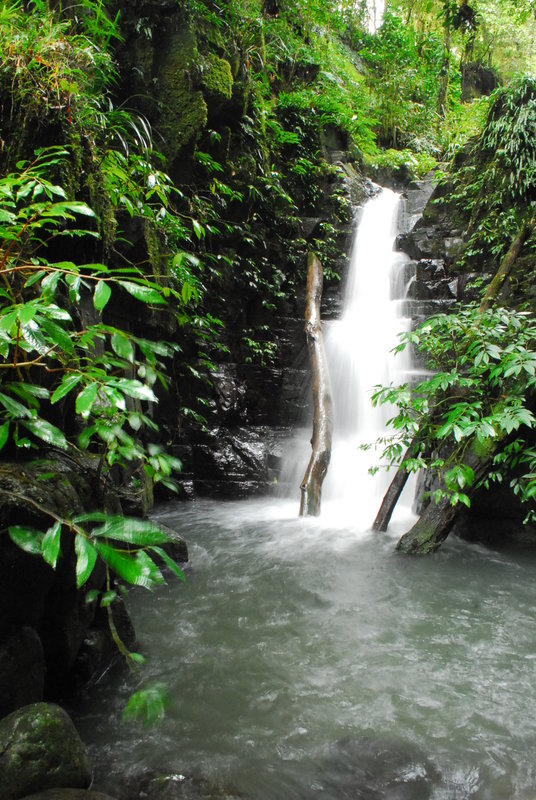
[315,735,439,799]
[0,703,91,800]
[21,792,116,800]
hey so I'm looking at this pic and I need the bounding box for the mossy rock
[154,27,208,162]
[0,703,91,800]
[200,53,233,101]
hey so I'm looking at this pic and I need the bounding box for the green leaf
[41,521,62,569]
[0,422,9,451]
[22,417,68,449]
[110,379,156,402]
[38,317,74,353]
[122,683,168,726]
[94,541,164,588]
[0,392,33,418]
[100,589,117,607]
[85,589,100,604]
[150,546,186,581]
[9,526,45,555]
[93,280,112,312]
[111,331,134,362]
[75,534,98,588]
[118,281,166,305]
[75,383,99,416]
[91,517,171,546]
[51,374,83,404]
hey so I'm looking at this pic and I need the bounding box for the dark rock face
[0,628,45,720]
[461,62,499,103]
[0,703,91,800]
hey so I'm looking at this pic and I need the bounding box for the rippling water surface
[73,497,536,800]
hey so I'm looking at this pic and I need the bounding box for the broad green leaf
[18,304,37,325]
[20,323,49,356]
[7,382,49,400]
[41,271,61,295]
[22,417,68,449]
[91,517,171,546]
[123,683,168,725]
[75,383,99,416]
[94,540,164,588]
[150,546,186,581]
[110,379,156,402]
[51,374,83,404]
[38,317,74,353]
[0,310,18,331]
[93,280,112,312]
[42,521,62,569]
[75,534,98,588]
[111,331,134,362]
[0,392,33,418]
[0,422,9,450]
[9,526,45,555]
[118,280,166,305]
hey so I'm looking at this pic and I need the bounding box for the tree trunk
[396,449,492,553]
[372,447,412,532]
[299,252,333,517]
[479,216,535,313]
[395,493,457,553]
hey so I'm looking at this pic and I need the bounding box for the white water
[287,187,416,529]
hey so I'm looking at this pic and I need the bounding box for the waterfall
[284,187,416,529]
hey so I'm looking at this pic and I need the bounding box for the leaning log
[479,215,535,313]
[299,252,333,517]
[372,447,412,532]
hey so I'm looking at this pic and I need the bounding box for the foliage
[448,77,536,269]
[370,305,536,518]
[358,11,446,149]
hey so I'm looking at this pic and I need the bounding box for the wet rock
[100,766,244,800]
[0,628,45,719]
[315,736,439,799]
[0,703,91,800]
[153,523,189,564]
[21,792,116,800]
[72,596,136,688]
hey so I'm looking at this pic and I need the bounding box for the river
[72,189,536,799]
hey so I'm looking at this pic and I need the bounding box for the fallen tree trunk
[299,252,333,517]
[479,215,535,313]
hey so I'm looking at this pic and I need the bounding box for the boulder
[21,792,116,800]
[315,735,439,799]
[0,703,91,800]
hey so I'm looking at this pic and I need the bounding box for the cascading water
[286,187,416,528]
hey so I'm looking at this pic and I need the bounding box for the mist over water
[71,191,536,800]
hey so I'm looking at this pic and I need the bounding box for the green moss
[201,53,233,100]
[155,28,208,161]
